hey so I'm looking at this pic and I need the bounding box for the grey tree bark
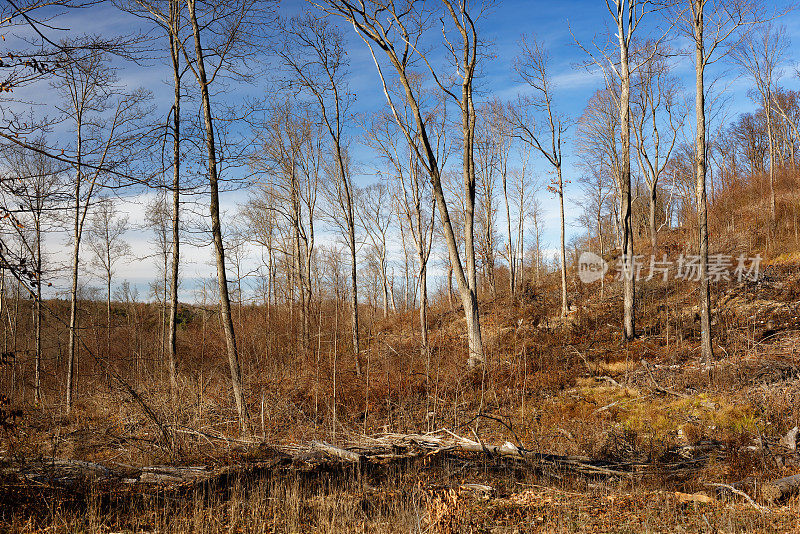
[167,0,181,397]
[615,1,636,340]
[682,0,763,363]
[186,0,248,431]
[692,5,713,363]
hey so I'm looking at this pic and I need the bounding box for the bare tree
[731,23,789,225]
[180,0,273,431]
[251,102,319,356]
[279,14,362,375]
[577,87,623,246]
[577,157,613,297]
[771,88,800,170]
[575,0,655,340]
[631,42,684,250]
[88,196,131,355]
[145,193,171,379]
[512,154,537,292]
[508,35,569,317]
[315,0,488,367]
[242,185,279,356]
[117,0,189,405]
[54,45,149,412]
[487,101,518,299]
[474,114,499,296]
[0,141,67,402]
[675,0,764,363]
[367,108,440,352]
[358,183,393,319]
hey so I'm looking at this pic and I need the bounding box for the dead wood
[0,429,712,495]
[705,482,766,512]
[310,441,362,463]
[641,359,687,398]
[761,473,800,503]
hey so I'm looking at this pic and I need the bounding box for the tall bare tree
[576,0,654,340]
[487,101,518,299]
[631,42,684,250]
[676,0,764,363]
[88,196,131,354]
[358,183,393,319]
[366,107,440,352]
[512,154,537,292]
[117,0,189,404]
[577,87,623,245]
[315,0,488,367]
[54,46,149,412]
[508,35,569,317]
[181,0,272,431]
[278,15,362,374]
[0,141,67,403]
[251,102,317,356]
[608,0,640,340]
[145,193,171,374]
[474,114,499,296]
[731,24,789,226]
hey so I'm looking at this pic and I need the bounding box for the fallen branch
[705,483,766,513]
[641,359,686,398]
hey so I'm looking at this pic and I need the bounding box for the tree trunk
[766,97,776,224]
[381,249,389,319]
[188,0,248,432]
[457,56,484,367]
[348,227,361,376]
[502,173,515,300]
[447,262,454,310]
[167,9,180,397]
[649,185,658,251]
[694,2,713,363]
[419,262,428,351]
[619,14,635,341]
[534,212,541,286]
[106,268,111,352]
[558,165,568,316]
[66,128,82,413]
[599,214,605,299]
[34,223,42,404]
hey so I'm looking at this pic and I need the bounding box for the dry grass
[2,464,798,533]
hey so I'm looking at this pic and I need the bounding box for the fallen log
[310,441,362,463]
[761,473,800,503]
[138,466,210,485]
[0,428,711,494]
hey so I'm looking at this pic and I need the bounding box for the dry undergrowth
[2,255,800,532]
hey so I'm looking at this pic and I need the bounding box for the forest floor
[2,258,800,532]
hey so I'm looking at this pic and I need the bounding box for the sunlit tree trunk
[167,0,181,397]
[187,0,247,432]
[692,0,713,363]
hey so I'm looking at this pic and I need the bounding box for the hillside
[2,234,800,532]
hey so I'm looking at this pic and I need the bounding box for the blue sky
[11,0,800,302]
